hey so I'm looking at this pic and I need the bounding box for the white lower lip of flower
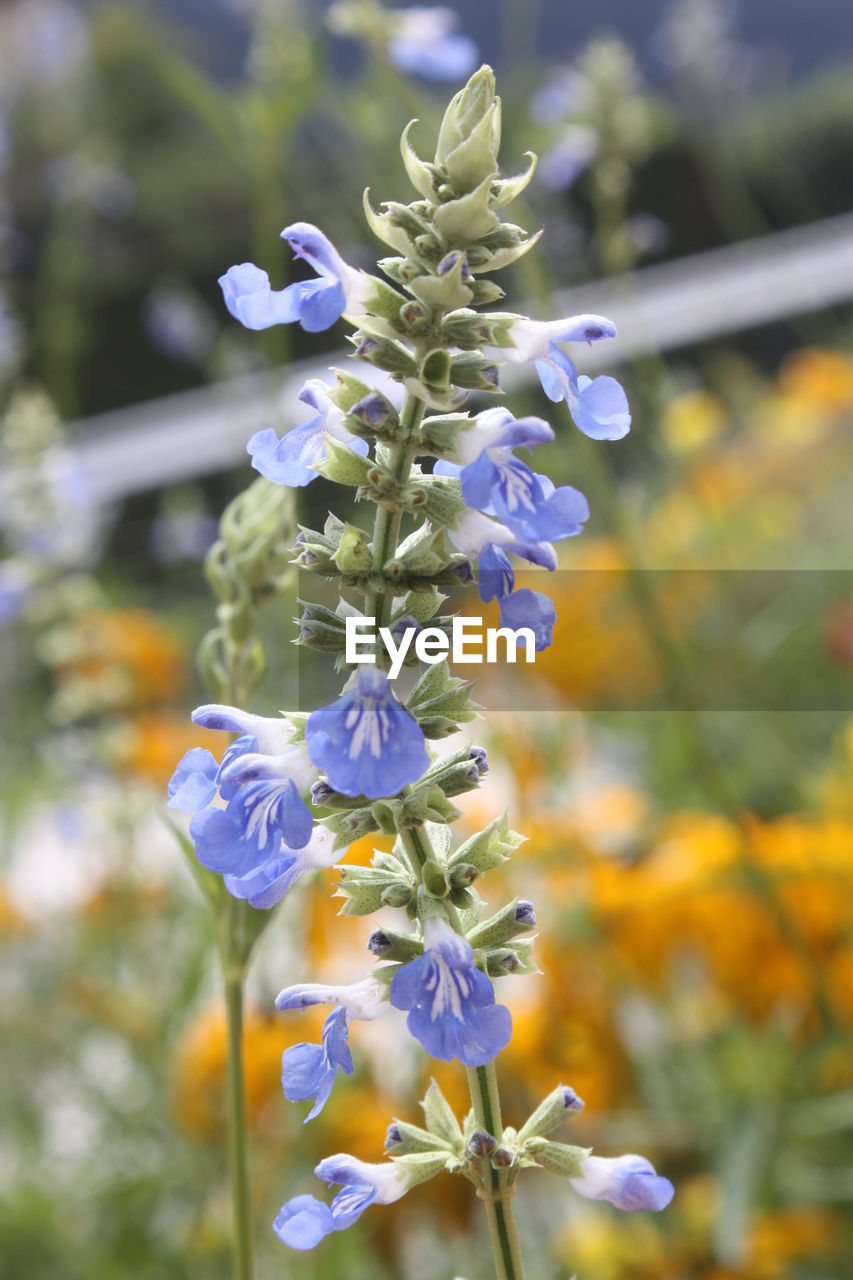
[340,267,373,315]
[447,511,515,557]
[323,1157,409,1203]
[292,825,339,867]
[569,1154,641,1200]
[454,407,515,464]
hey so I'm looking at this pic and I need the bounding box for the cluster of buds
[169,65,670,1271]
[197,476,296,704]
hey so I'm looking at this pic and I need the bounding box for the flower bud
[436,66,498,169]
[467,898,536,950]
[517,1085,586,1144]
[367,926,423,962]
[468,1131,497,1158]
[422,858,451,899]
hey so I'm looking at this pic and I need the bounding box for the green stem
[399,828,526,1280]
[466,1063,526,1280]
[369,387,527,1280]
[368,390,425,631]
[224,964,254,1280]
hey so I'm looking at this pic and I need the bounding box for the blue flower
[167,705,320,902]
[387,7,478,81]
[275,979,386,1120]
[274,1156,410,1250]
[247,378,369,488]
[477,542,515,603]
[305,666,429,800]
[389,916,512,1066]
[488,313,630,441]
[273,1195,336,1251]
[569,1154,675,1212]
[225,824,340,911]
[281,1008,353,1122]
[498,589,557,652]
[437,409,590,546]
[501,313,618,361]
[219,222,370,334]
[536,347,631,440]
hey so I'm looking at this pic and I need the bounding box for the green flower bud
[353,332,419,378]
[322,808,380,843]
[422,858,450,899]
[385,1119,449,1156]
[436,66,498,166]
[517,1086,585,1144]
[449,351,501,391]
[467,899,536,950]
[444,100,501,194]
[332,523,374,574]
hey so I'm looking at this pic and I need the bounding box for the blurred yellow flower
[115,710,223,787]
[661,390,728,455]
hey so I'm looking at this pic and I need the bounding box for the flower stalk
[169,63,673,1279]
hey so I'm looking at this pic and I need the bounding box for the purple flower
[305,666,429,800]
[389,917,512,1066]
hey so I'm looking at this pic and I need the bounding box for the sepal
[407,660,480,738]
[316,438,373,488]
[391,1150,455,1187]
[522,1138,590,1179]
[335,849,415,915]
[447,814,526,875]
[401,121,441,202]
[422,1079,464,1149]
[434,174,499,243]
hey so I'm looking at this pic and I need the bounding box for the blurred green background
[2,2,853,1278]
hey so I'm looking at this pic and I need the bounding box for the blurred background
[2,1,853,1277]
